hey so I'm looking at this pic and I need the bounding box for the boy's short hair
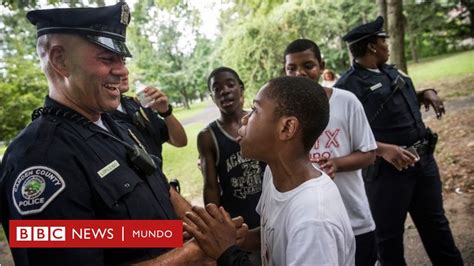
[207,67,245,92]
[283,39,322,63]
[349,35,378,58]
[264,76,329,152]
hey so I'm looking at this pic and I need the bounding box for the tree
[0,9,47,142]
[460,0,474,37]
[377,0,387,32]
[387,0,407,73]
[127,0,216,109]
[217,0,377,101]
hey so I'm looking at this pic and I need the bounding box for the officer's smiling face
[284,49,324,82]
[63,35,128,120]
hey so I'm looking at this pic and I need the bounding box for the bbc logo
[16,226,66,241]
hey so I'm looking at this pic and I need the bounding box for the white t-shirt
[310,88,377,235]
[256,166,355,266]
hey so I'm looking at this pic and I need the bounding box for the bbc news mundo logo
[10,220,182,248]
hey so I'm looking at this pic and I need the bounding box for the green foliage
[0,9,47,141]
[404,0,465,60]
[218,0,376,101]
[127,0,215,108]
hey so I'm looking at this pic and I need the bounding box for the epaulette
[335,67,358,88]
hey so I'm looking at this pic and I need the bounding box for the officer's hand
[316,157,337,179]
[420,89,445,119]
[381,144,418,171]
[143,87,170,113]
[183,204,237,260]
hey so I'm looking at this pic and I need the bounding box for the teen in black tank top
[208,120,265,229]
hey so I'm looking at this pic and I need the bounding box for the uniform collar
[351,60,395,79]
[43,96,96,139]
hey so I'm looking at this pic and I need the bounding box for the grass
[161,123,205,203]
[408,50,474,86]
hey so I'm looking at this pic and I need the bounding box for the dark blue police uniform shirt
[110,96,169,168]
[0,97,177,266]
[335,62,426,146]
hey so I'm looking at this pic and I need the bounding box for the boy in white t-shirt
[283,39,377,266]
[184,76,355,265]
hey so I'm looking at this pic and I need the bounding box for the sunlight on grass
[161,123,206,203]
[408,50,474,86]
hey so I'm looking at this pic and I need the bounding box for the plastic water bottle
[135,81,155,108]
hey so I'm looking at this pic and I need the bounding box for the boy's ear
[49,45,70,77]
[278,116,299,141]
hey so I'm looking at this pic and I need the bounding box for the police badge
[121,4,130,25]
[12,166,66,215]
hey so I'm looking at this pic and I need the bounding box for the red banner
[9,220,183,248]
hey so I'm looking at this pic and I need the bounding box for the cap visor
[85,35,132,57]
[376,32,389,38]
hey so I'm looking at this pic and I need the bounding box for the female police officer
[335,16,463,265]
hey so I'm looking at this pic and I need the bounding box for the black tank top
[209,121,265,229]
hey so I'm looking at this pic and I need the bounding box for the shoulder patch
[12,166,66,215]
[397,69,410,78]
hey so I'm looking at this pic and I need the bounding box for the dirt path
[180,100,219,126]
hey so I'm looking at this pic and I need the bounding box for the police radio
[126,144,157,176]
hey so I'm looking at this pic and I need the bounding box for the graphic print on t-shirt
[309,128,341,162]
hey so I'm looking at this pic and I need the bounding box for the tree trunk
[461,0,474,38]
[409,34,418,63]
[387,0,407,73]
[181,89,190,109]
[377,0,388,32]
[405,15,418,63]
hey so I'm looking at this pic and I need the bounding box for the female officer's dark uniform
[0,3,178,265]
[335,17,463,265]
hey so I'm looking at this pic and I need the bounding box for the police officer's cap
[27,2,132,57]
[342,16,389,46]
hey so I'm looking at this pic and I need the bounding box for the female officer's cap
[342,16,389,46]
[26,2,132,57]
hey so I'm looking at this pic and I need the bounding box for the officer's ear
[49,45,70,77]
[367,42,377,54]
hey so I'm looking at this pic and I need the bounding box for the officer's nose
[112,59,129,77]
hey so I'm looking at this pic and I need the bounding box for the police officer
[335,16,463,265]
[110,74,187,169]
[0,3,233,265]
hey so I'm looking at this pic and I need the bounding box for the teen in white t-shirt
[284,39,377,266]
[258,166,355,265]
